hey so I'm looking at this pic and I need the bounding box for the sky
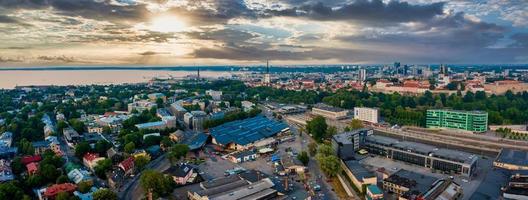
[0,0,527,66]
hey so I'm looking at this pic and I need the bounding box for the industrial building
[383,169,463,200]
[426,109,488,132]
[365,135,478,177]
[341,160,377,193]
[331,128,373,160]
[209,116,289,150]
[493,148,528,171]
[353,107,379,124]
[502,172,528,200]
[311,103,349,120]
[188,175,278,200]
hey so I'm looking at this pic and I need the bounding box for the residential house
[32,140,51,155]
[0,159,14,182]
[166,163,196,185]
[83,153,104,172]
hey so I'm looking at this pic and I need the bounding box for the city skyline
[0,0,527,66]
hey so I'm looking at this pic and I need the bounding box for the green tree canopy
[93,189,118,200]
[306,115,328,142]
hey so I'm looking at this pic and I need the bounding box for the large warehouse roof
[209,115,288,146]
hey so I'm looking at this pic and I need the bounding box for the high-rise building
[358,68,367,82]
[353,107,379,124]
[263,60,271,84]
[426,109,488,132]
[439,64,449,75]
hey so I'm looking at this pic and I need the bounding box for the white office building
[354,107,379,124]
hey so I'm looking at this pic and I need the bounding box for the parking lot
[360,155,490,200]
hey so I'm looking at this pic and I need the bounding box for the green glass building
[426,109,488,132]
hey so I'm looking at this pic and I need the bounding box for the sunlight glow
[144,15,187,33]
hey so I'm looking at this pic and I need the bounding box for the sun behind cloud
[136,15,188,33]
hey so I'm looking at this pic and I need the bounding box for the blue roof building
[183,132,209,151]
[209,116,289,150]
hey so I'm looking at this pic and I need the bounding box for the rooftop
[427,109,488,115]
[384,169,438,198]
[209,115,288,146]
[183,132,209,151]
[344,160,375,180]
[366,135,478,164]
[135,121,165,129]
[367,184,383,195]
[313,103,346,112]
[332,128,372,145]
[495,148,528,167]
[166,163,193,177]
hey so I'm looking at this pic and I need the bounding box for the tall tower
[359,68,367,82]
[197,68,201,80]
[264,60,271,84]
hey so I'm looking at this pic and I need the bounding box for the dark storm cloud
[510,33,528,48]
[0,0,149,22]
[138,51,170,56]
[0,15,18,23]
[167,0,257,26]
[337,12,507,50]
[266,0,445,24]
[69,31,178,43]
[4,46,31,49]
[37,55,76,63]
[0,56,23,62]
[186,28,258,42]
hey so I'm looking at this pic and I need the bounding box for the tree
[134,155,150,170]
[317,144,334,156]
[94,140,112,155]
[18,138,34,155]
[160,136,173,149]
[325,126,337,138]
[102,126,112,134]
[93,159,112,179]
[56,175,69,184]
[297,151,309,166]
[143,135,161,147]
[306,115,328,142]
[315,154,341,177]
[124,142,136,154]
[168,144,189,164]
[93,189,118,200]
[11,156,24,174]
[140,170,175,198]
[308,142,318,156]
[69,119,86,133]
[75,142,91,158]
[78,181,92,194]
[349,119,364,130]
[0,182,25,200]
[39,164,60,183]
[54,192,72,200]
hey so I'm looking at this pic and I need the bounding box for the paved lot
[360,155,491,200]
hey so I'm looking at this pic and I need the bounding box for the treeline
[203,108,262,129]
[322,89,528,126]
[246,86,327,104]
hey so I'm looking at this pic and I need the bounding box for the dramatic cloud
[266,0,445,24]
[0,15,18,23]
[37,55,76,63]
[138,51,170,56]
[0,0,526,65]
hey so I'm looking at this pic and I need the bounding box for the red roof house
[26,162,38,175]
[43,183,77,199]
[119,157,135,175]
[21,155,42,165]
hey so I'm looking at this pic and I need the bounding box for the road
[290,125,339,200]
[119,154,170,200]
